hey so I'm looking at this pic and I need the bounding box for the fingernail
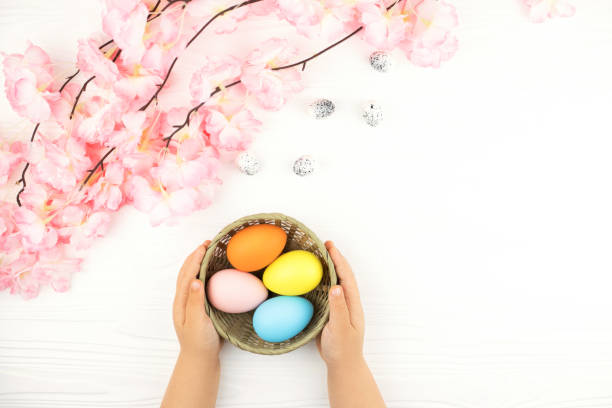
[191,280,200,291]
[331,286,342,296]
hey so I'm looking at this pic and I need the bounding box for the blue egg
[252,296,314,343]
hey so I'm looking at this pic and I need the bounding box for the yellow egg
[263,250,323,295]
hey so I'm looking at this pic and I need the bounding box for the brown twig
[59,69,80,92]
[138,0,263,111]
[15,123,40,206]
[139,57,178,111]
[82,0,403,191]
[14,0,183,204]
[80,147,116,190]
[70,76,95,120]
[161,0,403,146]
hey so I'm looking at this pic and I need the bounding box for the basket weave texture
[199,213,337,355]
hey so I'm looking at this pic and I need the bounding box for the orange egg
[226,224,287,272]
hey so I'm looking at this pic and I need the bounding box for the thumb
[328,285,351,328]
[185,279,206,326]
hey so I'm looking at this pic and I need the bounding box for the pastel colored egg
[253,296,314,342]
[263,250,323,295]
[206,269,268,314]
[226,224,287,272]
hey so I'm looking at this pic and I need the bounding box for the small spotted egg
[293,155,316,176]
[362,102,383,127]
[369,51,392,73]
[308,99,335,119]
[236,152,261,175]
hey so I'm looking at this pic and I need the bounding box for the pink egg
[206,269,268,313]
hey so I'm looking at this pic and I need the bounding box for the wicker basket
[199,213,337,355]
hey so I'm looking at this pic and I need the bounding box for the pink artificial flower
[247,0,279,16]
[152,147,219,191]
[275,0,324,37]
[190,55,242,103]
[85,161,125,211]
[240,38,303,111]
[102,0,148,65]
[74,92,124,144]
[126,175,201,226]
[13,206,58,251]
[50,82,80,126]
[358,1,408,50]
[523,0,575,23]
[53,207,111,250]
[106,110,147,148]
[2,42,60,122]
[27,136,91,192]
[0,141,25,184]
[399,0,459,68]
[0,251,44,299]
[115,110,165,173]
[204,107,260,151]
[33,246,82,293]
[187,0,250,34]
[77,38,120,85]
[113,69,162,110]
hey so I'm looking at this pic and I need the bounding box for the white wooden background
[2,1,612,407]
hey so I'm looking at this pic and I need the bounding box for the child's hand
[317,241,366,369]
[163,242,222,408]
[172,241,222,360]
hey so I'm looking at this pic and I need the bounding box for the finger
[173,242,209,327]
[325,241,364,330]
[328,285,351,328]
[176,241,210,288]
[185,279,206,327]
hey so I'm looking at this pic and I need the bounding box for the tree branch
[14,0,184,204]
[70,76,95,120]
[185,0,262,48]
[59,69,80,92]
[161,0,402,147]
[15,123,40,207]
[139,57,178,111]
[80,147,116,190]
[138,0,263,111]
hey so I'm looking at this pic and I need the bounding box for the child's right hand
[172,241,222,361]
[317,241,366,369]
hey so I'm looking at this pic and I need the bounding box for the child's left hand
[172,241,222,360]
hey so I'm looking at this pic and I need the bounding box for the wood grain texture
[2,0,612,407]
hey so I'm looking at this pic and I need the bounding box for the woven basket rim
[199,212,337,355]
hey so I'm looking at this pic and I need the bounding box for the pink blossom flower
[204,107,260,151]
[113,70,162,110]
[240,38,303,111]
[77,38,120,85]
[523,0,575,23]
[399,0,459,68]
[74,92,124,144]
[275,0,324,37]
[34,247,82,293]
[102,0,148,65]
[358,1,408,50]
[187,0,250,34]
[13,206,58,251]
[0,141,25,184]
[53,207,111,250]
[27,137,91,192]
[152,147,219,191]
[2,42,60,122]
[190,55,242,103]
[85,161,125,211]
[0,251,43,299]
[126,175,201,226]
